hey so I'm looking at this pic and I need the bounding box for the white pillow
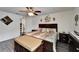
[41,28,47,32]
[47,28,56,33]
[39,28,56,33]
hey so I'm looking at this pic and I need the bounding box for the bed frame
[39,24,58,52]
[39,24,58,32]
[14,24,58,52]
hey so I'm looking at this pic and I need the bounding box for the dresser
[59,33,69,43]
[69,32,79,52]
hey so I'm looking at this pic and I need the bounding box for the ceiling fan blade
[26,7,33,9]
[19,7,41,16]
[26,7,29,9]
[35,11,41,13]
[26,7,33,11]
[19,10,26,12]
[30,7,33,9]
[34,13,38,15]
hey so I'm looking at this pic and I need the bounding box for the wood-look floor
[0,39,69,52]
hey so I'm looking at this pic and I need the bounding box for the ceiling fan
[19,7,41,16]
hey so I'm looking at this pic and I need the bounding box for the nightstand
[59,33,69,43]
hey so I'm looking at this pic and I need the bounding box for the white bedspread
[26,31,58,52]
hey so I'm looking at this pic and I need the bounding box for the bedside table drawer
[59,33,69,43]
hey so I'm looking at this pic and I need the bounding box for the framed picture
[0,16,13,25]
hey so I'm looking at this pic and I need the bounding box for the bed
[14,24,58,52]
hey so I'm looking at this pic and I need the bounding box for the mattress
[15,35,42,52]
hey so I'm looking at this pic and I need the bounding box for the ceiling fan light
[28,12,34,16]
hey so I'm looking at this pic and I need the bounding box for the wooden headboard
[39,24,58,32]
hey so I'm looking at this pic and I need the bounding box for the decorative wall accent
[20,17,26,36]
[0,16,13,25]
[40,16,56,23]
[40,18,42,22]
[53,17,55,21]
[20,22,22,36]
[45,15,51,22]
[75,14,78,26]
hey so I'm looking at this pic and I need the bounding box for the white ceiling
[0,7,75,16]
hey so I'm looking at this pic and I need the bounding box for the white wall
[24,16,33,32]
[25,10,74,33]
[0,9,76,42]
[0,11,22,42]
[73,8,79,32]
